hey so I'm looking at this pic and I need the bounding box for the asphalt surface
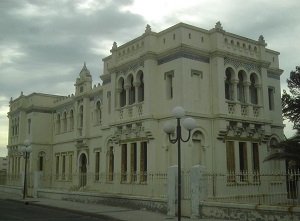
[0,198,120,221]
[0,191,232,221]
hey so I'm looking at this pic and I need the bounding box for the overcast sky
[0,0,299,157]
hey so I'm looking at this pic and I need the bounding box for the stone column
[116,88,122,108]
[133,82,140,103]
[124,85,131,106]
[244,82,251,103]
[167,165,178,216]
[231,80,238,101]
[190,165,207,218]
[33,171,42,198]
[255,84,262,105]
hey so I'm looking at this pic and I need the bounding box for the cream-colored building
[7,22,284,195]
[0,157,7,172]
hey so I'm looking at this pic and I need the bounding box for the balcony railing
[227,101,261,118]
[116,103,143,121]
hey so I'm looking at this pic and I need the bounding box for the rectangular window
[28,119,31,134]
[131,143,137,182]
[268,87,275,110]
[191,70,203,100]
[17,157,20,174]
[95,152,100,181]
[226,141,235,182]
[165,71,174,99]
[69,155,73,180]
[108,146,114,181]
[140,142,148,182]
[55,155,59,180]
[239,142,248,182]
[62,155,66,180]
[121,144,127,182]
[107,91,111,114]
[39,156,43,171]
[252,143,260,182]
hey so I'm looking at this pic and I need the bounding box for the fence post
[190,165,207,218]
[167,165,178,216]
[33,171,42,198]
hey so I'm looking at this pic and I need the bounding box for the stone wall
[38,188,167,214]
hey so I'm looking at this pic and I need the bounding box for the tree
[264,130,300,162]
[265,67,300,163]
[282,66,300,130]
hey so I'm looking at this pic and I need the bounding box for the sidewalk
[0,191,230,221]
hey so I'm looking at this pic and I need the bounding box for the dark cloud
[0,0,145,100]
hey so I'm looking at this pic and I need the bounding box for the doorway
[79,153,87,187]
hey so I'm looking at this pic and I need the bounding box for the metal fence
[39,172,168,199]
[2,170,300,207]
[204,170,300,206]
[1,173,22,186]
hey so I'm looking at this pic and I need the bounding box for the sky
[0,0,299,157]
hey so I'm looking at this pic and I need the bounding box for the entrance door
[79,154,87,187]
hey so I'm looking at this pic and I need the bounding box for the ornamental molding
[115,61,145,77]
[267,71,280,80]
[217,121,270,143]
[111,123,154,144]
[158,51,210,65]
[224,58,261,73]
[75,139,88,149]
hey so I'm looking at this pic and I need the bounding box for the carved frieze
[224,58,261,73]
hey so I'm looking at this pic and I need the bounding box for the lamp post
[163,106,196,221]
[21,140,32,200]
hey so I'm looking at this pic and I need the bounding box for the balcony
[227,101,261,118]
[116,103,144,121]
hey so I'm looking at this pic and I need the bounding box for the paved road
[0,199,120,221]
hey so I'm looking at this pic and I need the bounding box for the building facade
[7,22,285,192]
[0,157,7,172]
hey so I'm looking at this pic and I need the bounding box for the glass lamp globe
[26,146,32,153]
[163,122,175,134]
[183,117,196,131]
[24,140,31,147]
[172,106,185,119]
[21,146,26,153]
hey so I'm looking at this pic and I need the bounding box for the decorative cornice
[224,58,261,73]
[158,51,210,65]
[116,61,144,77]
[267,72,280,80]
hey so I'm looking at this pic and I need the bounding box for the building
[0,157,8,172]
[6,22,284,202]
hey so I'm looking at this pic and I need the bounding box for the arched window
[57,113,61,133]
[129,76,135,105]
[138,71,144,102]
[78,105,83,128]
[237,71,246,102]
[12,119,15,136]
[192,131,205,166]
[69,109,74,130]
[107,142,114,181]
[95,100,102,124]
[250,73,258,104]
[225,68,234,100]
[37,151,46,171]
[63,111,67,132]
[119,78,126,107]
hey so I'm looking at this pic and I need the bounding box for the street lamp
[21,140,32,200]
[163,106,196,221]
